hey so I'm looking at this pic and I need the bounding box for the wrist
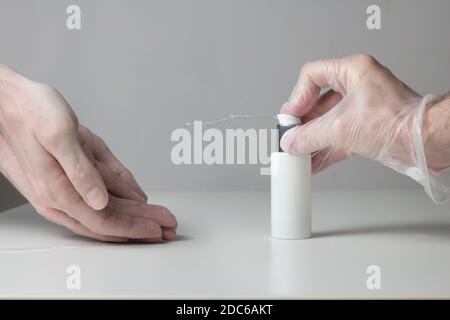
[423,94,450,171]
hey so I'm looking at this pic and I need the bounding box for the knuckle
[353,54,378,68]
[122,168,132,177]
[34,206,54,220]
[36,82,55,92]
[158,204,171,215]
[118,168,133,180]
[331,116,344,131]
[330,118,346,144]
[70,163,90,184]
[41,118,77,145]
[35,82,79,129]
[300,61,314,77]
[35,82,61,98]
[158,205,177,225]
[95,135,109,153]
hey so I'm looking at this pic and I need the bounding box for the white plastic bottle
[271,114,311,239]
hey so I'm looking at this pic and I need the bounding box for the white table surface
[0,190,450,299]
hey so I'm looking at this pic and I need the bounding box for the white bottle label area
[271,152,311,240]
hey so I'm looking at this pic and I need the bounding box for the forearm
[423,94,450,171]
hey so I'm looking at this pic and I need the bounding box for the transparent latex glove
[0,65,177,241]
[280,55,450,204]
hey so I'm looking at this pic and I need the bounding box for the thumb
[40,131,109,210]
[280,117,335,155]
[59,142,109,210]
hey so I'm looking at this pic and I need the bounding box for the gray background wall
[1,0,449,208]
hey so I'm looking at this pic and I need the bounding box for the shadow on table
[314,222,450,239]
[61,233,191,245]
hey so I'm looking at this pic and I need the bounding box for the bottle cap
[277,114,301,126]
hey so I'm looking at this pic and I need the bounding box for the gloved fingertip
[280,126,299,153]
[280,102,304,118]
[280,101,294,113]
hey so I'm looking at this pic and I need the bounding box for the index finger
[281,56,360,117]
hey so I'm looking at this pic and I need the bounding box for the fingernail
[162,228,177,241]
[85,186,108,210]
[280,127,298,153]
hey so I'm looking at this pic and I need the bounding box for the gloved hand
[280,55,450,203]
[0,65,177,241]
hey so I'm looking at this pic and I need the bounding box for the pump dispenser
[271,114,311,239]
